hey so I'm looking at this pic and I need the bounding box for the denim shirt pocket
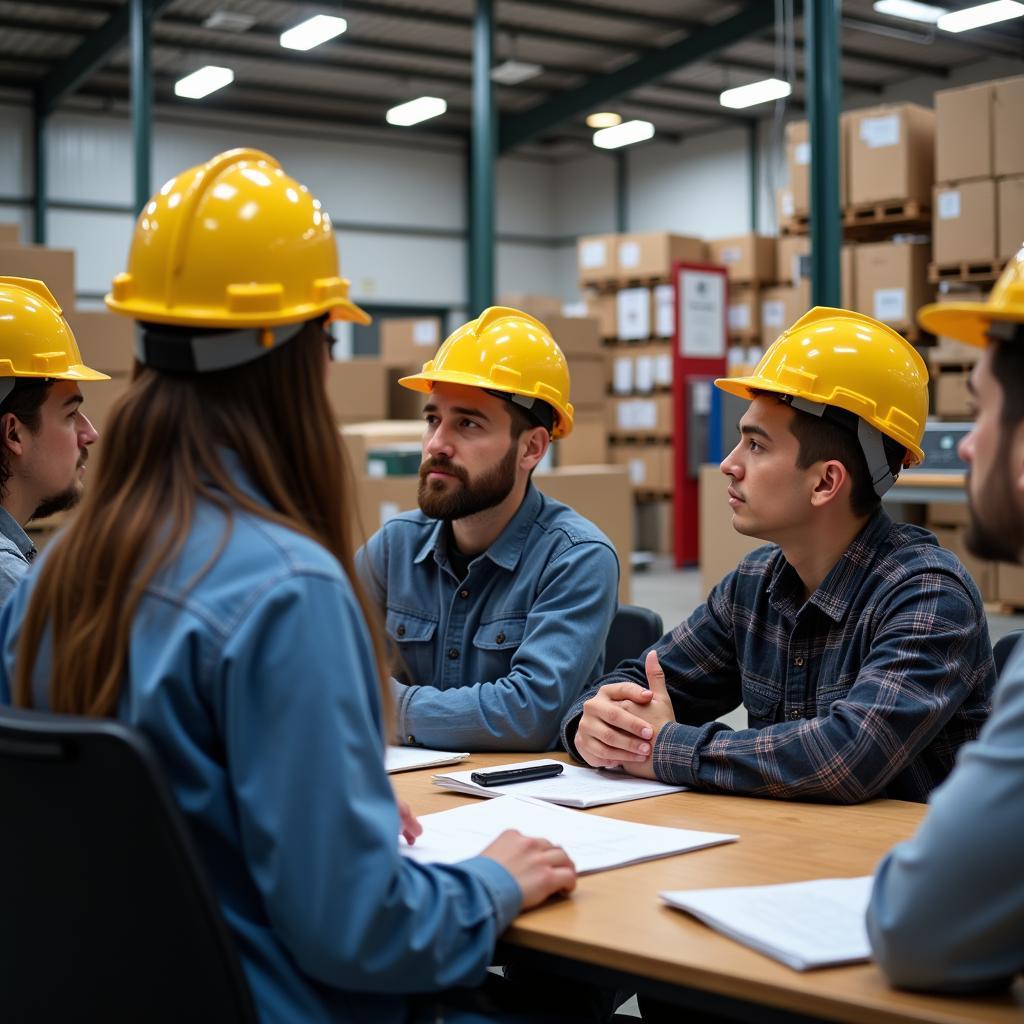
[386,608,438,683]
[469,615,526,683]
[744,687,781,729]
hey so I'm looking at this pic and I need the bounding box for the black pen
[470,763,565,787]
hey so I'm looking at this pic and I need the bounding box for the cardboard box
[708,234,777,285]
[556,411,607,466]
[933,179,997,265]
[585,292,617,340]
[934,369,972,419]
[935,82,993,185]
[0,244,76,310]
[998,176,1024,261]
[577,234,618,285]
[785,117,850,215]
[64,310,135,377]
[386,365,427,421]
[652,283,674,338]
[848,103,934,207]
[926,501,970,528]
[610,443,673,491]
[617,287,651,340]
[776,235,810,286]
[497,293,563,323]
[340,420,424,477]
[854,241,931,332]
[0,223,19,245]
[997,561,1024,606]
[325,358,389,423]
[930,525,995,602]
[777,187,796,223]
[994,75,1024,178]
[379,317,442,365]
[760,281,811,347]
[569,355,606,410]
[610,343,672,395]
[616,232,705,281]
[699,464,763,596]
[607,394,673,436]
[635,498,673,555]
[548,315,602,356]
[727,286,760,338]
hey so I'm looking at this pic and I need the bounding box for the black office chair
[993,629,1024,677]
[604,604,665,671]
[0,705,257,1023]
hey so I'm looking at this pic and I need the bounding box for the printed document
[401,794,737,874]
[433,758,686,807]
[660,876,874,971]
[386,746,469,774]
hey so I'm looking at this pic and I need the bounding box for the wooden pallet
[781,199,930,239]
[634,489,674,502]
[928,259,1007,285]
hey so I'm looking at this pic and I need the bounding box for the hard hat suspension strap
[135,324,297,373]
[482,387,555,434]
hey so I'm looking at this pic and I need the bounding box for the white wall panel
[497,157,555,237]
[47,208,136,296]
[49,113,134,203]
[495,241,558,298]
[0,104,31,196]
[553,153,616,236]
[0,205,31,244]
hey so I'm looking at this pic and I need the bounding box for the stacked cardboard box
[710,234,778,360]
[927,503,997,603]
[926,286,984,419]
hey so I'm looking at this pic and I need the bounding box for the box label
[860,114,900,149]
[873,287,906,323]
[720,246,742,265]
[617,287,651,341]
[618,399,657,430]
[762,299,785,329]
[654,283,674,337]
[580,239,607,269]
[613,355,634,395]
[628,458,646,485]
[794,141,811,166]
[413,319,439,345]
[728,303,751,331]
[634,355,655,393]
[654,353,672,386]
[367,459,387,479]
[781,190,795,218]
[619,241,640,269]
[937,189,962,220]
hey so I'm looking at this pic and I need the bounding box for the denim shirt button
[396,625,406,637]
[448,648,460,660]
[459,589,470,599]
[496,632,506,644]
[793,655,804,667]
[406,735,416,744]
[788,708,801,720]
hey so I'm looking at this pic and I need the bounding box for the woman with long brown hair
[0,149,575,1023]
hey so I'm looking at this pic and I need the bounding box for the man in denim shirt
[565,308,993,803]
[358,307,619,751]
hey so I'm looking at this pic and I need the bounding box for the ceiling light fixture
[174,65,234,100]
[938,0,1024,30]
[280,14,348,51]
[586,112,622,129]
[203,10,256,32]
[720,77,792,109]
[490,60,543,85]
[592,119,654,150]
[872,0,947,23]
[386,96,447,126]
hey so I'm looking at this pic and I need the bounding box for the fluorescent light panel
[720,77,791,109]
[872,1,947,22]
[386,96,447,126]
[174,65,234,99]
[592,119,654,150]
[490,60,543,85]
[938,0,1024,30]
[280,14,348,51]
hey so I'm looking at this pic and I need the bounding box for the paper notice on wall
[654,353,672,387]
[634,355,655,393]
[691,380,712,416]
[617,287,651,341]
[379,501,401,525]
[873,288,906,323]
[794,141,811,166]
[413,319,439,345]
[762,300,785,330]
[628,459,646,485]
[680,271,726,358]
[654,284,674,338]
[613,356,634,395]
[937,190,962,220]
[619,241,641,269]
[580,239,607,269]
[728,303,751,332]
[618,399,657,431]
[860,114,900,149]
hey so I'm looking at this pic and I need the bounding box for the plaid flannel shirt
[562,510,994,803]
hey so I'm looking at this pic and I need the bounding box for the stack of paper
[660,876,874,971]
[385,746,469,774]
[433,758,687,808]
[401,794,737,874]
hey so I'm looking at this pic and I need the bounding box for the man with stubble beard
[357,307,619,751]
[0,278,108,604]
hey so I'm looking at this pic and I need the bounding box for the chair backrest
[993,629,1024,677]
[604,604,665,672]
[0,705,257,1023]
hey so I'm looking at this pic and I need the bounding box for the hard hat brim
[916,300,1024,350]
[104,295,371,329]
[8,364,112,383]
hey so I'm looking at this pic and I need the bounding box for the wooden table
[394,752,1024,1024]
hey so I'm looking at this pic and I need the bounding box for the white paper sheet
[402,794,737,874]
[660,876,873,971]
[385,746,470,774]
[433,758,687,808]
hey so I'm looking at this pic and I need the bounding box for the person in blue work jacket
[867,247,1024,992]
[357,307,619,751]
[0,148,580,1024]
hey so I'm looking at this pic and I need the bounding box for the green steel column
[32,93,47,244]
[748,119,759,232]
[615,151,628,233]
[469,0,495,315]
[806,0,842,307]
[130,0,153,215]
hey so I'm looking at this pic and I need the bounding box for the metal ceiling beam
[498,2,779,153]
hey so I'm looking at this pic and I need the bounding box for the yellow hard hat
[0,277,110,402]
[715,307,929,495]
[105,148,369,332]
[398,307,575,438]
[917,246,1024,348]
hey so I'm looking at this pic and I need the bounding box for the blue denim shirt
[357,484,619,751]
[563,510,994,803]
[0,456,520,1024]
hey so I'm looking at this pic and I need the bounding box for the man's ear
[519,426,550,471]
[0,412,24,457]
[808,458,849,509]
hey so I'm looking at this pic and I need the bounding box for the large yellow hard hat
[0,277,110,402]
[398,307,575,438]
[715,307,929,494]
[918,247,1024,348]
[105,148,369,331]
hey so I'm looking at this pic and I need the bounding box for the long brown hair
[13,321,389,718]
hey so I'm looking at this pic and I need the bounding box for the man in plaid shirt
[563,307,994,804]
